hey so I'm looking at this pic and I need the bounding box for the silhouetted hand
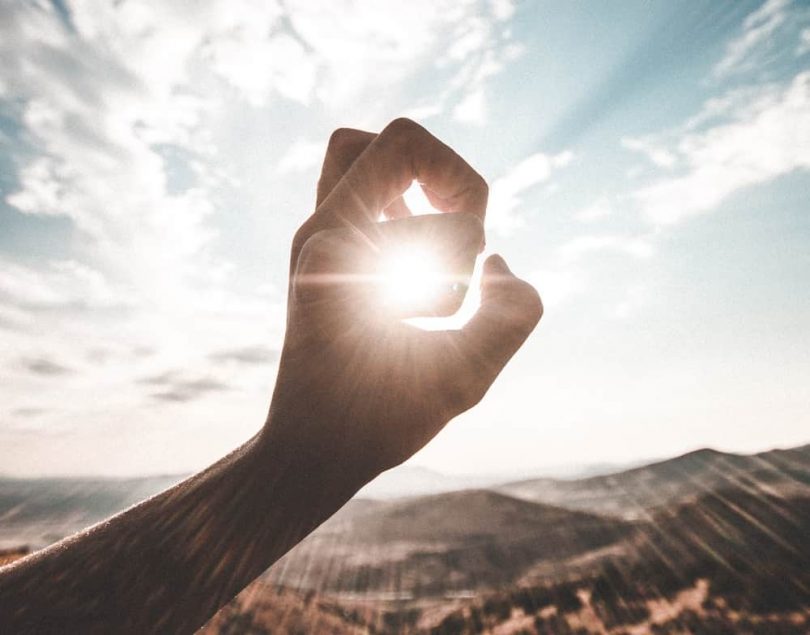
[0,118,542,635]
[263,118,543,489]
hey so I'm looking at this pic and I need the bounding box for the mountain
[496,444,810,519]
[3,443,810,633]
[209,483,810,634]
[268,490,635,596]
[355,461,648,500]
[356,466,524,500]
[0,474,183,549]
[200,585,371,635]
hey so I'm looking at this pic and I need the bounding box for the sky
[1,0,809,477]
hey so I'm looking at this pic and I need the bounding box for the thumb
[461,254,543,382]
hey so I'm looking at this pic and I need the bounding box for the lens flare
[377,245,446,310]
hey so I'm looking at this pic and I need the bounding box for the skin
[0,118,542,634]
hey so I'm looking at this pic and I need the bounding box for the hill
[269,490,634,596]
[496,444,810,519]
[0,474,183,549]
[424,483,810,633]
[207,483,810,633]
[200,584,372,635]
[3,444,809,633]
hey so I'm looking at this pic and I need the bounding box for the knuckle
[296,230,329,267]
[291,231,308,259]
[326,127,356,151]
[292,225,309,247]
[477,173,489,197]
[382,117,423,143]
[291,218,318,253]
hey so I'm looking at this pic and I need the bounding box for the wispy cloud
[2,0,520,297]
[610,284,647,320]
[488,150,573,234]
[798,28,810,56]
[530,269,583,311]
[3,1,806,476]
[574,197,614,223]
[0,259,131,315]
[634,72,810,225]
[558,235,654,264]
[621,137,676,169]
[139,371,230,403]
[713,0,792,78]
[209,346,278,365]
[5,0,524,453]
[19,357,74,377]
[151,380,230,403]
[276,139,326,175]
[10,407,48,418]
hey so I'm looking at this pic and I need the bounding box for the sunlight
[374,188,482,325]
[374,244,484,329]
[405,254,483,330]
[402,180,435,216]
[377,244,445,311]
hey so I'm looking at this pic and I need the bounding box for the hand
[263,119,543,488]
[0,119,542,635]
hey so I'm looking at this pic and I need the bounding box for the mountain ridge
[495,443,810,519]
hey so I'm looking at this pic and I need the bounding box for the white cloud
[0,253,284,450]
[0,0,527,473]
[489,0,517,22]
[2,0,520,278]
[621,137,676,168]
[0,258,129,314]
[276,139,326,175]
[440,14,525,125]
[681,85,767,132]
[635,72,810,225]
[611,284,647,320]
[713,0,791,78]
[575,197,613,222]
[530,269,582,310]
[558,235,654,264]
[1,0,521,302]
[453,89,487,124]
[487,150,573,234]
[446,16,492,61]
[798,27,810,55]
[1,5,226,309]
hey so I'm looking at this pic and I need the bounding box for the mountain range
[2,443,809,633]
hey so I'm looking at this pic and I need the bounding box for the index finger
[315,118,488,229]
[316,128,376,207]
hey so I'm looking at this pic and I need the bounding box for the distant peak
[682,447,723,458]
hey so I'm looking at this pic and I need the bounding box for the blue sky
[1,0,809,476]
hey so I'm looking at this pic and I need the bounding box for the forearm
[0,421,363,634]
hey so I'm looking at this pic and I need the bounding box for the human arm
[0,118,542,634]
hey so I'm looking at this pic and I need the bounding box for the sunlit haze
[377,245,446,311]
[1,0,808,477]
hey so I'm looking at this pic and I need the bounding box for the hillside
[200,584,372,635]
[3,444,809,633]
[496,444,810,519]
[0,474,183,549]
[207,483,810,634]
[269,490,634,595]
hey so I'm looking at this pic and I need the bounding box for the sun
[377,244,446,312]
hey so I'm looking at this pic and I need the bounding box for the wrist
[251,408,371,539]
